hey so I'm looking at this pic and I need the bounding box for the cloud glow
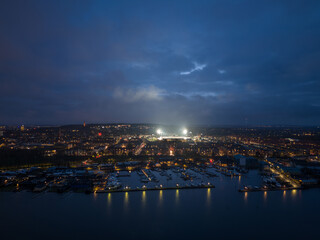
[180,62,207,75]
[113,86,165,102]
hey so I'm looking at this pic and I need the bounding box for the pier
[96,184,215,193]
[239,186,301,192]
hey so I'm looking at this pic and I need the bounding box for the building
[234,155,247,167]
[234,154,259,169]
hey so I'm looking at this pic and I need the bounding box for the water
[1,171,320,240]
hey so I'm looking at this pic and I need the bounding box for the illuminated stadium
[156,128,191,140]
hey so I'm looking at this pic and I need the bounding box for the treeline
[0,149,85,169]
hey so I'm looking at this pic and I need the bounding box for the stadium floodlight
[182,128,188,135]
[156,129,162,135]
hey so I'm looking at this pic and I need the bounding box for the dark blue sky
[1,0,320,126]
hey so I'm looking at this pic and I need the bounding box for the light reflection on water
[142,191,146,207]
[159,190,163,205]
[93,191,97,200]
[175,189,179,204]
[124,192,129,209]
[1,187,319,240]
[207,188,211,206]
[107,193,112,206]
[291,189,297,198]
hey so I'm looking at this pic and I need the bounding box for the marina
[2,159,313,195]
[1,163,219,194]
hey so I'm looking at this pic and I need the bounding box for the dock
[238,186,302,192]
[95,184,215,193]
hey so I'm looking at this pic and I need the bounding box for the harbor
[0,162,219,194]
[1,157,318,195]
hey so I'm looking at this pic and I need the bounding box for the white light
[156,129,162,135]
[183,128,188,135]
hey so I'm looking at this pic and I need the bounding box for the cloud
[1,1,320,125]
[113,85,165,102]
[173,91,218,98]
[180,62,207,75]
[215,80,234,86]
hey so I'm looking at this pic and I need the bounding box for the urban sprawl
[0,124,319,194]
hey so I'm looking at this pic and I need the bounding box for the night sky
[1,0,320,126]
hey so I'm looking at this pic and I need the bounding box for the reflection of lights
[142,191,146,205]
[176,189,179,201]
[283,190,286,199]
[264,191,267,200]
[108,193,112,205]
[207,188,211,204]
[124,192,129,207]
[244,192,248,201]
[292,189,297,197]
[159,190,163,203]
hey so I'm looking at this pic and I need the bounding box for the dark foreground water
[1,173,320,240]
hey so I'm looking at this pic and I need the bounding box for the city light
[1,1,319,238]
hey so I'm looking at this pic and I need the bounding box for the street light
[156,129,162,135]
[182,128,188,135]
